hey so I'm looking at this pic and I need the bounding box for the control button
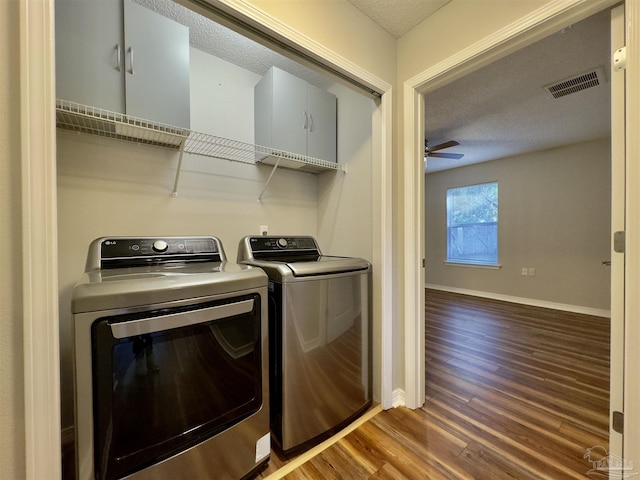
[277,238,288,248]
[131,244,140,251]
[153,240,169,253]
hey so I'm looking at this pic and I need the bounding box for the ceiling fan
[424,140,464,160]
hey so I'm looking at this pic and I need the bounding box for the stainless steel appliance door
[91,294,262,480]
[280,270,371,451]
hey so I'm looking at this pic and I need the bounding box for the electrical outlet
[528,267,536,276]
[521,267,528,276]
[260,225,268,236]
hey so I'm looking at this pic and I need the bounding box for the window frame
[446,181,499,267]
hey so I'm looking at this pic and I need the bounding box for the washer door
[280,271,371,452]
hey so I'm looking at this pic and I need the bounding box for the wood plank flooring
[274,289,610,479]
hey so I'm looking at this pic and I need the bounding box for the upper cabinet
[255,67,337,163]
[55,0,190,129]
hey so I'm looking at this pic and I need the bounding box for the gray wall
[425,138,611,313]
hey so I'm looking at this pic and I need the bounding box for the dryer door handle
[110,299,254,339]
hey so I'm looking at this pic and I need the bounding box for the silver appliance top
[72,236,267,314]
[237,236,370,280]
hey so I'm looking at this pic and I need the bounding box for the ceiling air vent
[543,67,607,99]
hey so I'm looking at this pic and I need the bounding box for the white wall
[190,48,258,142]
[0,0,25,477]
[318,83,374,261]
[57,45,374,427]
[425,139,611,312]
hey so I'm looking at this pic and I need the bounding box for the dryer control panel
[85,236,225,271]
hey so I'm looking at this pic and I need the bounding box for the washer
[237,235,371,455]
[71,236,270,480]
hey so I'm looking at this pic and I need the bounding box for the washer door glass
[91,294,262,480]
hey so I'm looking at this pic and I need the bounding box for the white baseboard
[425,284,611,318]
[391,388,405,408]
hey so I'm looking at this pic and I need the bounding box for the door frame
[403,0,640,465]
[21,0,394,476]
[623,0,640,465]
[609,2,625,460]
[20,0,60,478]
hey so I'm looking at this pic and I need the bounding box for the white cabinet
[255,67,336,163]
[55,0,190,129]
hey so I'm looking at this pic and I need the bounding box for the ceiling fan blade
[428,152,464,160]
[428,140,460,152]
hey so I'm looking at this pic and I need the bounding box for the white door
[609,3,625,460]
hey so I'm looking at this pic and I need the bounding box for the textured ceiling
[346,0,450,38]
[425,9,612,173]
[134,0,335,90]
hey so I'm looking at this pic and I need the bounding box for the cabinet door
[123,0,190,128]
[55,0,125,113]
[270,68,308,157]
[307,85,337,162]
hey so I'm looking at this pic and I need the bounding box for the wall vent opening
[543,67,607,99]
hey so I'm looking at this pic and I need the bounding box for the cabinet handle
[128,47,134,75]
[303,111,308,130]
[115,44,121,72]
[309,114,314,132]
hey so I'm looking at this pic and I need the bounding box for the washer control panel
[248,236,318,252]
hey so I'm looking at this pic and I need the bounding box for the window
[446,182,498,266]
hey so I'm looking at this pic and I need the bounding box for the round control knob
[277,238,288,248]
[152,240,169,253]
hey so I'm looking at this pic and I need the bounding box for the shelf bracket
[258,157,282,203]
[172,138,188,196]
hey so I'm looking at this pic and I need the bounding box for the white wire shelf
[55,99,345,174]
[56,99,189,148]
[182,132,343,174]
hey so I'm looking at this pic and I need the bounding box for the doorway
[403,0,627,461]
[424,10,613,315]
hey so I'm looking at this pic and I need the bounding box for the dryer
[72,236,270,480]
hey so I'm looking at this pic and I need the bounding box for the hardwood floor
[273,289,610,479]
